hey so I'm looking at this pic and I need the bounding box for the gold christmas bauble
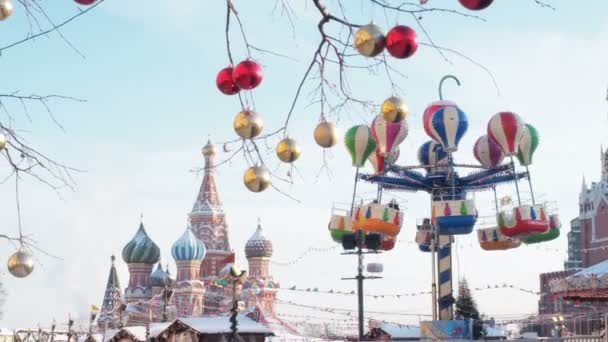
[354,23,385,57]
[381,96,408,122]
[276,137,301,163]
[0,0,13,21]
[7,249,34,278]
[313,121,339,148]
[243,166,270,193]
[233,110,263,139]
[0,133,6,150]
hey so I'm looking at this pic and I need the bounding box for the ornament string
[438,75,460,101]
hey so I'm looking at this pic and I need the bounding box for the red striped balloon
[487,112,525,157]
[423,100,456,139]
[473,135,504,168]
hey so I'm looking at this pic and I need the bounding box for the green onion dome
[122,222,161,264]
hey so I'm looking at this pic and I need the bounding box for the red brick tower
[189,140,233,281]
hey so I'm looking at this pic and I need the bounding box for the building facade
[97,140,283,331]
[565,218,583,270]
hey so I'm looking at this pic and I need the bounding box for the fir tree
[455,278,486,340]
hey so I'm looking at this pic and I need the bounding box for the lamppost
[50,319,56,342]
[228,264,247,342]
[117,303,127,329]
[67,314,74,342]
[162,284,175,323]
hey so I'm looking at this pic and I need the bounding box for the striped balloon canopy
[417,140,448,172]
[345,125,377,167]
[517,123,539,166]
[368,147,399,174]
[487,112,525,157]
[427,105,468,152]
[423,100,456,139]
[473,135,504,168]
[371,115,408,157]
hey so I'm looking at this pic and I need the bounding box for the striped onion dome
[245,221,273,258]
[171,227,206,261]
[122,222,161,264]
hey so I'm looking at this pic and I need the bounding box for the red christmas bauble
[233,60,263,90]
[458,0,494,10]
[216,67,240,95]
[386,25,418,59]
[74,0,97,5]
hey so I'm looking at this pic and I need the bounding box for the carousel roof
[575,259,608,277]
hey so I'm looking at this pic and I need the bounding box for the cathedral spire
[98,255,122,328]
[191,139,222,214]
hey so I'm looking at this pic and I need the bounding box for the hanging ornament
[517,123,539,166]
[371,115,408,156]
[354,23,386,57]
[427,105,468,152]
[233,60,263,90]
[417,140,448,172]
[216,67,240,95]
[243,166,271,193]
[0,133,6,150]
[7,248,34,278]
[473,135,504,168]
[344,125,376,167]
[386,25,418,59]
[458,0,494,11]
[487,111,525,157]
[276,137,301,163]
[313,120,339,148]
[0,0,13,21]
[422,100,456,139]
[233,110,263,139]
[381,96,408,123]
[74,0,97,5]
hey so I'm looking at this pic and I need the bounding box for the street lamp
[229,265,247,342]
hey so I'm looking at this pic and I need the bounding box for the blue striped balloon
[417,140,448,172]
[428,105,468,152]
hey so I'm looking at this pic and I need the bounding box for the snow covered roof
[575,259,608,277]
[103,326,147,342]
[76,333,102,342]
[149,315,272,337]
[376,322,420,338]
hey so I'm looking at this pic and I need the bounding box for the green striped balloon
[517,123,539,166]
[345,125,377,167]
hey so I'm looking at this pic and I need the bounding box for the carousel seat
[499,205,550,238]
[328,214,353,243]
[433,199,477,235]
[352,202,403,237]
[477,227,521,251]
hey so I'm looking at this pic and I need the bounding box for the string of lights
[271,245,339,266]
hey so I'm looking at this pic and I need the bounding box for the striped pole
[437,234,454,320]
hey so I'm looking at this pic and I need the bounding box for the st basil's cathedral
[95,140,290,332]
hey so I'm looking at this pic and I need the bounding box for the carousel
[328,75,560,327]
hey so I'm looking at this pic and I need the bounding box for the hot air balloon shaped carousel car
[416,229,434,252]
[432,199,477,235]
[328,211,354,243]
[477,226,521,251]
[497,204,550,238]
[352,199,403,237]
[522,213,560,244]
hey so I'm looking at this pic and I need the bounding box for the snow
[575,259,608,277]
[483,324,506,338]
[77,333,102,342]
[0,328,13,336]
[378,322,420,338]
[149,315,272,337]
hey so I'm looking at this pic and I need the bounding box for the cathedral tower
[171,227,207,317]
[97,255,122,329]
[122,220,160,303]
[244,220,278,314]
[189,140,233,280]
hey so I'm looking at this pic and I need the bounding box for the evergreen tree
[455,278,485,340]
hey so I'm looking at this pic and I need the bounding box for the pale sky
[1,0,607,332]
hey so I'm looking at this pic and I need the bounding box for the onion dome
[245,219,273,258]
[122,222,160,264]
[172,227,206,261]
[202,139,216,157]
[149,262,170,287]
